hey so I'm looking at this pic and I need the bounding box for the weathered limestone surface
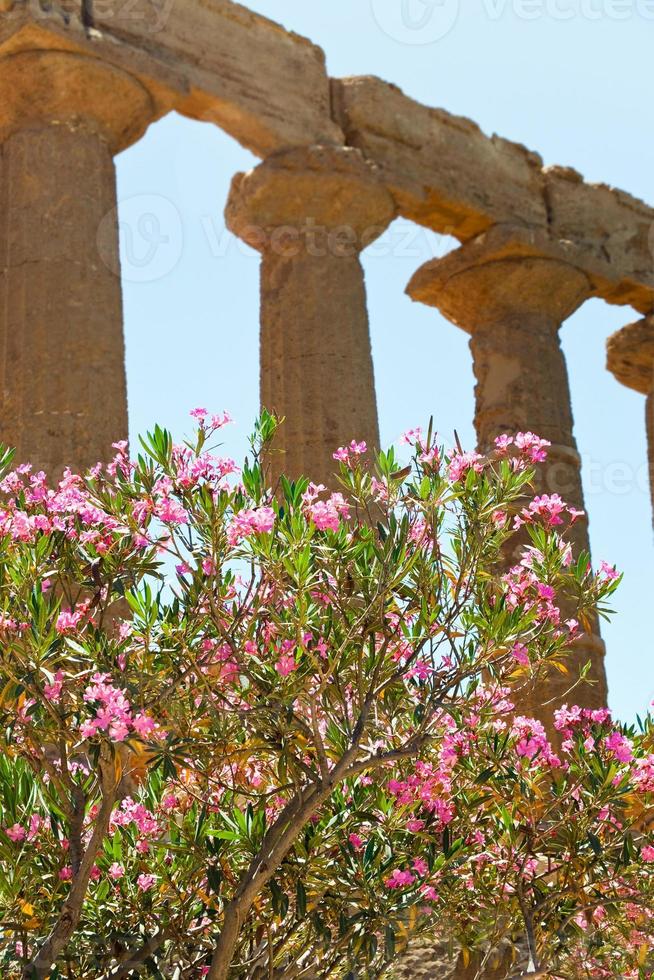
[332,75,547,240]
[544,167,654,313]
[94,0,342,154]
[0,47,154,150]
[332,77,654,313]
[226,146,395,487]
[393,939,520,980]
[606,316,654,396]
[0,0,342,157]
[0,51,157,475]
[607,316,654,525]
[407,225,608,720]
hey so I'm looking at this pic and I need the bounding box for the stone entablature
[0,0,652,312]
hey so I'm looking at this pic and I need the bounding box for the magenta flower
[385,868,416,890]
[605,731,634,764]
[55,608,84,635]
[275,654,297,677]
[511,643,529,666]
[43,670,65,702]
[5,824,26,843]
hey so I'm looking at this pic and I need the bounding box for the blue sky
[115,0,654,720]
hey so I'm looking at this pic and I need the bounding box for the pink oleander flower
[514,431,551,462]
[521,493,567,528]
[494,434,514,452]
[59,866,73,881]
[348,833,364,850]
[5,824,26,843]
[132,713,156,738]
[385,868,416,890]
[43,670,65,702]
[511,642,529,666]
[511,717,560,768]
[109,862,125,880]
[155,497,189,525]
[209,411,233,430]
[275,653,297,677]
[641,846,654,862]
[401,427,423,445]
[605,731,634,764]
[306,491,350,533]
[333,440,367,466]
[419,446,440,468]
[55,608,84,635]
[632,754,654,792]
[81,673,134,743]
[227,507,275,547]
[27,814,42,841]
[448,451,483,482]
[308,500,340,532]
[599,560,620,581]
[137,873,156,892]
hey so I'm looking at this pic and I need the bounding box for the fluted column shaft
[260,247,380,484]
[226,146,395,487]
[607,315,654,529]
[469,313,589,547]
[0,50,157,476]
[407,225,607,717]
[0,126,128,475]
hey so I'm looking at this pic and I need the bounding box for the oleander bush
[0,411,651,979]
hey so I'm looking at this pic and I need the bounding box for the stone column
[0,50,157,476]
[607,315,654,527]
[407,224,607,716]
[225,146,395,488]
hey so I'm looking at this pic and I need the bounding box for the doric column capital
[606,315,654,395]
[608,316,654,530]
[0,49,156,152]
[225,145,396,254]
[406,224,593,332]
